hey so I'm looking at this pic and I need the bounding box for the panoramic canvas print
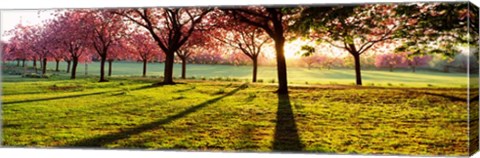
[0,1,479,156]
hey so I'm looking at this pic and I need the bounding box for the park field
[3,61,469,88]
[1,74,469,156]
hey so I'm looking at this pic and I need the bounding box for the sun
[263,39,311,59]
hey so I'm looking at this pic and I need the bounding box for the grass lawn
[1,74,469,156]
[4,61,468,87]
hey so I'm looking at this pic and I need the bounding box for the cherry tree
[190,51,224,64]
[1,41,13,63]
[50,49,65,72]
[226,52,251,66]
[302,55,324,69]
[402,52,432,72]
[374,53,407,72]
[31,21,57,75]
[224,7,300,94]
[123,32,161,77]
[50,10,92,79]
[293,5,409,85]
[175,30,214,79]
[5,24,38,69]
[211,22,270,82]
[84,10,127,82]
[106,42,131,77]
[117,8,212,84]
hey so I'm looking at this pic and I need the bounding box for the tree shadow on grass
[2,91,47,96]
[3,84,160,105]
[67,83,248,147]
[272,93,304,151]
[419,91,470,102]
[2,91,115,105]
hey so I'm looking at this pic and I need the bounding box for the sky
[1,9,55,41]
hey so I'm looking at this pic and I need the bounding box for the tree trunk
[33,58,37,73]
[412,66,416,73]
[252,58,258,82]
[85,63,88,76]
[163,52,175,84]
[55,60,60,72]
[71,57,78,79]
[39,59,43,73]
[181,57,186,79]
[143,59,147,77]
[353,53,362,85]
[108,60,113,77]
[389,66,393,72]
[99,56,107,82]
[274,37,288,94]
[22,59,25,67]
[42,58,47,75]
[16,59,20,66]
[66,60,71,73]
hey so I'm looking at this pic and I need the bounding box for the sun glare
[264,39,313,59]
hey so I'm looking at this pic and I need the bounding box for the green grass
[1,75,469,156]
[3,61,468,87]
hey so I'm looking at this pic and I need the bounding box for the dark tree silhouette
[224,7,300,94]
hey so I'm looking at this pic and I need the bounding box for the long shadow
[2,91,47,96]
[272,93,304,151]
[3,84,159,105]
[67,83,248,147]
[2,91,114,105]
[423,92,469,102]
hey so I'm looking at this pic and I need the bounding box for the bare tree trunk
[66,60,71,73]
[274,37,288,94]
[108,60,113,77]
[143,59,147,77]
[181,57,186,79]
[42,58,47,75]
[16,59,20,66]
[252,58,258,82]
[163,52,175,84]
[99,55,107,82]
[412,66,416,73]
[33,58,37,73]
[22,59,25,67]
[85,63,88,76]
[353,53,362,85]
[55,60,60,72]
[71,57,78,79]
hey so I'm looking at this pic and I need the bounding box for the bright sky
[1,10,55,41]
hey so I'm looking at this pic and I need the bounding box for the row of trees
[1,3,476,94]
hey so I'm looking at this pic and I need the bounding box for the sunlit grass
[2,61,468,88]
[1,75,469,156]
